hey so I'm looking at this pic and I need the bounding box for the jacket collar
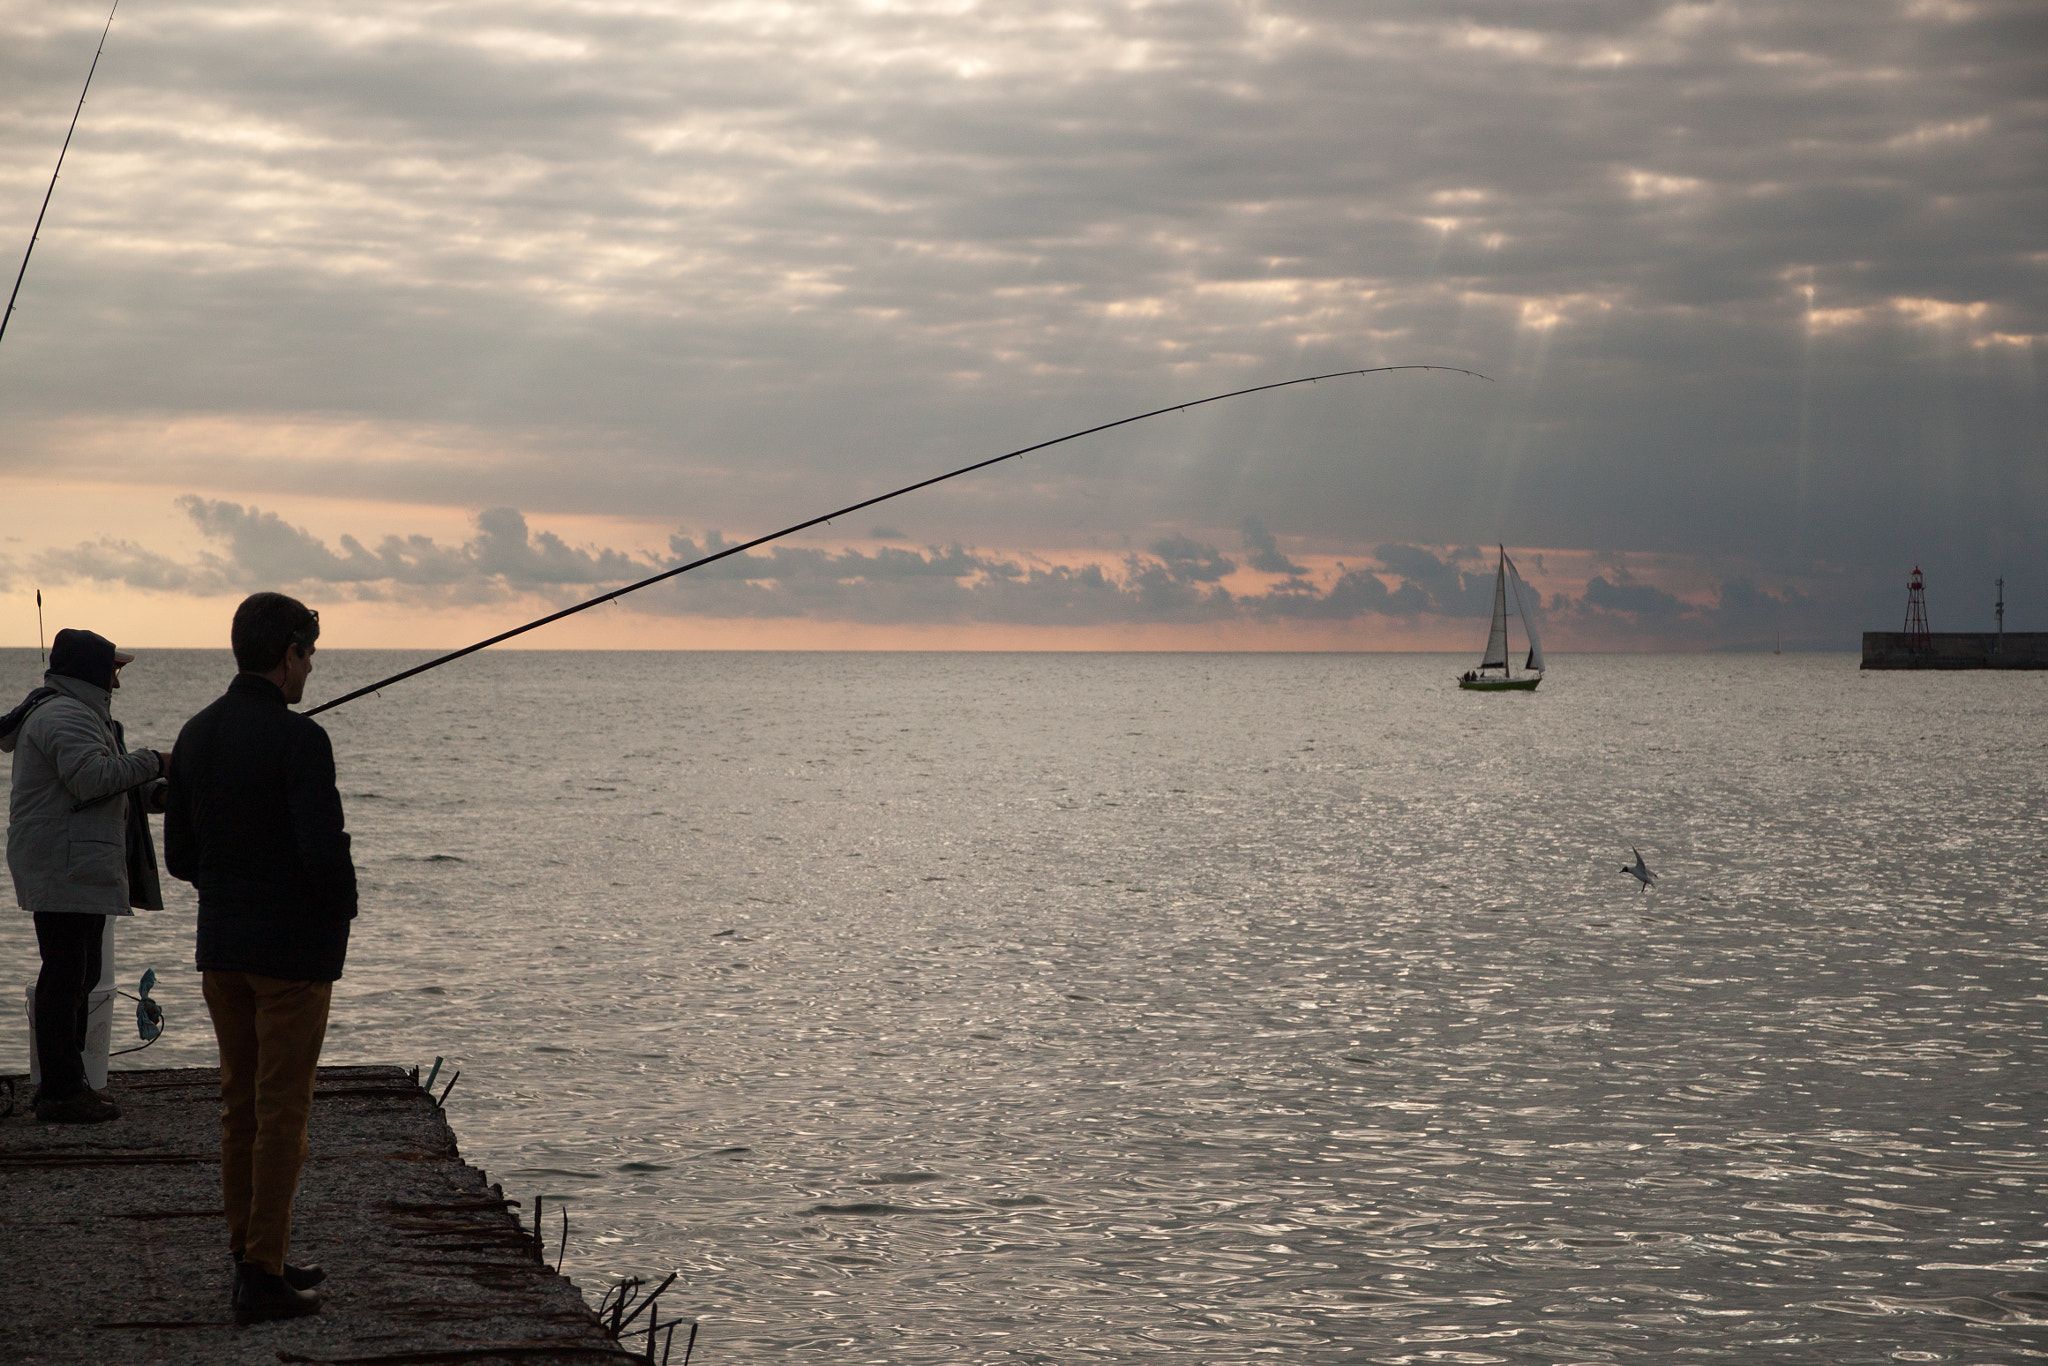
[44,671,113,719]
[230,673,289,705]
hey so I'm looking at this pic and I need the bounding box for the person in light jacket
[2,628,168,1124]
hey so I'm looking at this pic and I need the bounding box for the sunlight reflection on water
[4,649,2045,1362]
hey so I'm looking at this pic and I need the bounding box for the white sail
[1505,553,1546,673]
[1478,558,1510,670]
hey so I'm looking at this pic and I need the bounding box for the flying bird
[1621,847,1656,891]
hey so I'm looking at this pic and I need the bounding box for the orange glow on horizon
[1,582,1485,653]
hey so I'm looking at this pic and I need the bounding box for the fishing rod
[37,590,48,666]
[2,1,120,350]
[304,364,1489,717]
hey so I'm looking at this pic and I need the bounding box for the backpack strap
[0,686,60,744]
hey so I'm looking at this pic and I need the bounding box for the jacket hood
[49,628,123,689]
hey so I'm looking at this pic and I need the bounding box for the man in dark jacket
[166,592,356,1325]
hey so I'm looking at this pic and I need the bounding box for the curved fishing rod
[2,1,120,349]
[304,364,1489,717]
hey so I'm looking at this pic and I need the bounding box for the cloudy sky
[2,0,2040,652]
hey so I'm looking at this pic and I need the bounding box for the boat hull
[1458,675,1540,691]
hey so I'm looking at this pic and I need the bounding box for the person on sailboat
[1458,548,1548,691]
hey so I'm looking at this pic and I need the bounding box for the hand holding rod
[303,365,1488,717]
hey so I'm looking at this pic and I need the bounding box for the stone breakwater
[1862,631,2048,669]
[0,1065,631,1366]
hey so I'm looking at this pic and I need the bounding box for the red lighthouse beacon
[1903,566,1931,653]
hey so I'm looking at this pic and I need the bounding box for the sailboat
[1458,547,1546,691]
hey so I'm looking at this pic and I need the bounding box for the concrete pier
[0,1065,636,1366]
[1861,631,2048,669]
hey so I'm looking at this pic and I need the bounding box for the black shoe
[282,1261,326,1291]
[233,1265,323,1324]
[233,1256,326,1291]
[33,1088,119,1123]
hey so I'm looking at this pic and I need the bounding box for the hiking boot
[232,1265,323,1324]
[33,1089,120,1124]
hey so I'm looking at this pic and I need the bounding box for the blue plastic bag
[135,968,164,1042]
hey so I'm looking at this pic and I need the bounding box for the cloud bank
[18,499,1845,648]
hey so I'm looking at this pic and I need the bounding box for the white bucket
[25,911,120,1092]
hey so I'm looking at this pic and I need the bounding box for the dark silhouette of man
[166,592,357,1324]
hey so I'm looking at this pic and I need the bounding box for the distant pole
[1995,577,2004,650]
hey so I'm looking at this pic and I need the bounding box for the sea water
[2,649,2044,1363]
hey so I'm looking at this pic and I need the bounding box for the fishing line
[304,365,1489,717]
[1,1,120,350]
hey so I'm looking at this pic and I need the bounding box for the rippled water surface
[5,649,2047,1363]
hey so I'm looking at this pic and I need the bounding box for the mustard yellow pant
[202,970,332,1276]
